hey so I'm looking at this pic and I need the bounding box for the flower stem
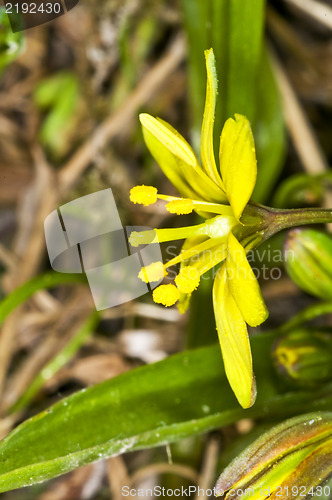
[274,208,332,229]
[257,206,332,242]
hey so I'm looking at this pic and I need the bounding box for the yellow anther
[166,199,194,215]
[138,262,166,283]
[152,284,180,307]
[175,266,201,294]
[128,231,141,247]
[130,185,158,206]
[128,229,157,247]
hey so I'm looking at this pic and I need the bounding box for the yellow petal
[213,265,256,408]
[140,113,197,166]
[226,232,268,327]
[192,241,227,278]
[219,114,257,220]
[139,113,226,203]
[200,49,225,189]
[174,236,226,314]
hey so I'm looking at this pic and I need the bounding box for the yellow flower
[129,48,269,409]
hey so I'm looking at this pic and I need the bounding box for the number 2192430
[5,3,62,14]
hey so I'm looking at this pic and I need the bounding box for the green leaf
[34,72,80,159]
[180,0,265,132]
[0,332,331,493]
[223,0,265,122]
[271,173,324,208]
[0,272,87,327]
[0,8,24,75]
[253,48,286,203]
[180,0,211,152]
[180,0,286,203]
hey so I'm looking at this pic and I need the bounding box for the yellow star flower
[129,48,269,409]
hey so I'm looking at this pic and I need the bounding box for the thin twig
[101,302,181,322]
[269,48,332,219]
[0,244,17,271]
[9,147,58,287]
[0,312,22,398]
[131,463,198,487]
[106,456,130,500]
[0,289,93,413]
[194,435,220,500]
[267,7,323,75]
[285,0,332,31]
[269,49,329,176]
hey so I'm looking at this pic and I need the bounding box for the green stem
[272,207,332,231]
[247,204,332,243]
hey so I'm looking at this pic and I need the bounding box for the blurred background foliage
[0,9,23,75]
[0,0,332,498]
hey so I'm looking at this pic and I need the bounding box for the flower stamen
[163,237,221,269]
[130,185,236,217]
[138,261,166,283]
[130,185,158,206]
[130,215,237,248]
[175,266,200,294]
[166,199,194,215]
[129,229,157,247]
[152,284,180,307]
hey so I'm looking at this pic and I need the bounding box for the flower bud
[284,229,332,299]
[273,329,332,387]
[215,412,332,499]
